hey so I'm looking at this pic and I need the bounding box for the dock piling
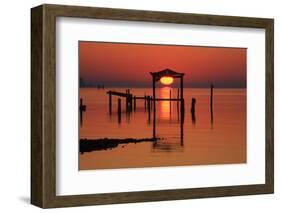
[170,89,172,114]
[130,95,133,112]
[109,92,112,114]
[79,98,86,124]
[191,98,196,124]
[144,95,147,110]
[210,83,214,112]
[133,96,136,111]
[118,98,121,123]
[210,84,214,126]
[147,96,151,112]
[147,96,151,124]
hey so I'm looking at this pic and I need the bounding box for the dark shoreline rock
[80,137,160,153]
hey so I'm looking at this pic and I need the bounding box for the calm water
[79,88,246,170]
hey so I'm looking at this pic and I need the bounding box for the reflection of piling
[180,110,184,146]
[118,98,121,124]
[191,98,196,124]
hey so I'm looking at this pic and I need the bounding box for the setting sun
[160,76,174,85]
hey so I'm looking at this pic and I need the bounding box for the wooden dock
[106,89,184,126]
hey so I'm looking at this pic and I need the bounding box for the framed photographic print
[31,4,274,208]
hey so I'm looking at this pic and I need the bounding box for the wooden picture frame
[31,4,274,208]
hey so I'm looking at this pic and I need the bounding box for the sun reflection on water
[159,87,171,120]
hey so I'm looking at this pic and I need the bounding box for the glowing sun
[160,76,174,85]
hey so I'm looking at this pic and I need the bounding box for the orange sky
[79,41,246,88]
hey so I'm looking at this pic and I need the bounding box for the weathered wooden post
[152,76,156,109]
[79,98,86,112]
[177,88,180,120]
[180,77,184,121]
[210,83,214,125]
[125,89,132,112]
[191,98,196,113]
[125,93,130,113]
[130,94,133,112]
[182,99,185,122]
[170,89,172,114]
[80,98,83,124]
[210,83,214,112]
[153,100,156,138]
[147,96,151,124]
[147,96,151,112]
[144,94,147,110]
[118,98,121,123]
[180,77,184,102]
[133,96,136,111]
[191,98,196,124]
[109,92,112,115]
[79,98,86,125]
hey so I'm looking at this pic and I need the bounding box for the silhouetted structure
[150,68,185,106]
[107,89,155,124]
[191,98,196,124]
[150,68,185,145]
[79,98,86,124]
[118,98,121,124]
[103,68,186,148]
[133,96,136,111]
[107,90,133,113]
[210,83,214,127]
[170,89,172,114]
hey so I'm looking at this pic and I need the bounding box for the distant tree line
[80,78,105,89]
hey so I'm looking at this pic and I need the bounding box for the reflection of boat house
[149,68,185,146]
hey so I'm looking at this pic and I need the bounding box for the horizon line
[80,86,246,89]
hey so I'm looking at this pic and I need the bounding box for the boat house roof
[150,68,185,81]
